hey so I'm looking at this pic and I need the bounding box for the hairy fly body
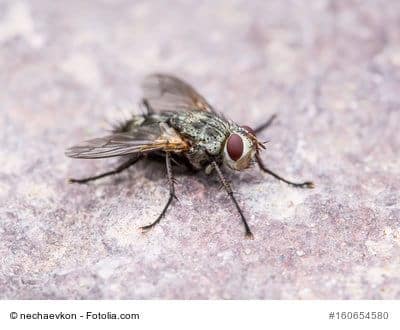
[66,74,314,238]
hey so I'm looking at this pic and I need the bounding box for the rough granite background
[0,0,399,299]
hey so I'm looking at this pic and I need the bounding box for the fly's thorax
[168,111,230,155]
[166,111,230,170]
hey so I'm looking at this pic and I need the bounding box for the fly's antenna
[256,139,269,151]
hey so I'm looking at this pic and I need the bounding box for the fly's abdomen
[114,113,169,134]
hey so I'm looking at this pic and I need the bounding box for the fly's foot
[140,221,160,233]
[292,181,314,189]
[139,225,154,233]
[68,178,87,184]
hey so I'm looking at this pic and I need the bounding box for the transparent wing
[142,73,215,113]
[65,123,189,159]
[66,134,154,159]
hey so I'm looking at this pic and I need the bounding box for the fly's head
[222,125,265,171]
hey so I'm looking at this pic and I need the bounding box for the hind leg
[69,157,141,184]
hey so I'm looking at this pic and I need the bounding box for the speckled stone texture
[0,0,399,299]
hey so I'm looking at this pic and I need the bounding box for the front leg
[212,161,253,238]
[256,154,314,188]
[254,114,277,134]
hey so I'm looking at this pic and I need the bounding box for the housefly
[66,74,314,238]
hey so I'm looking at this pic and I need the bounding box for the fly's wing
[142,73,216,114]
[65,123,189,159]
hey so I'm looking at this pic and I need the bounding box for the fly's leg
[140,152,177,231]
[212,161,253,238]
[68,157,141,184]
[147,153,197,173]
[254,114,277,134]
[256,154,314,188]
[172,154,198,173]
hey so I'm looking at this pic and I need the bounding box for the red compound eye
[226,134,244,161]
[242,125,255,136]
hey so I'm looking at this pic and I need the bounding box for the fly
[66,74,314,238]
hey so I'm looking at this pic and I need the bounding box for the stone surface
[1,0,399,299]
